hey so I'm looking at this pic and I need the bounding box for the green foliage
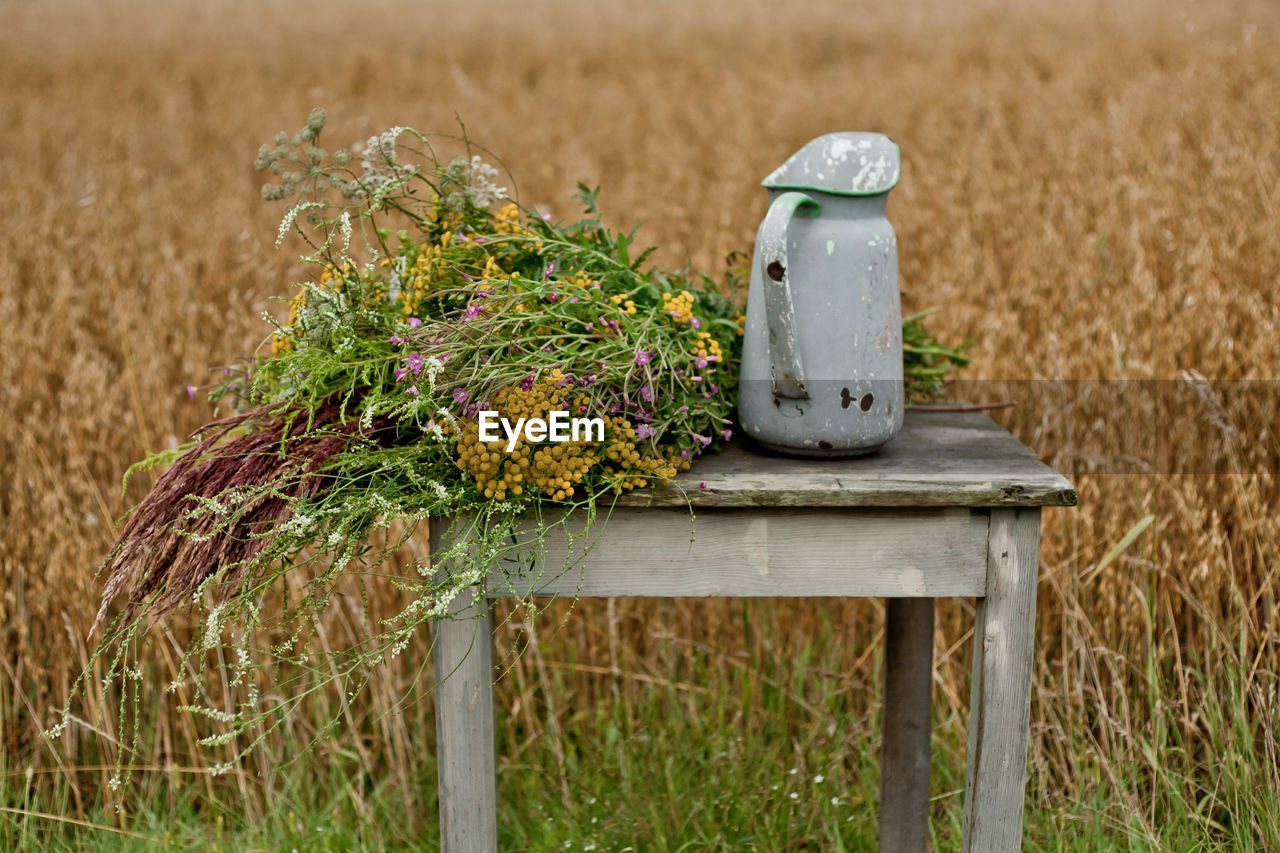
[902,307,972,402]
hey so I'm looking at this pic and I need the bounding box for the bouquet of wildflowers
[61,111,752,771]
[62,110,966,774]
[94,110,745,622]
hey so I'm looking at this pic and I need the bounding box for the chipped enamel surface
[762,132,901,197]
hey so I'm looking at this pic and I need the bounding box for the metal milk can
[738,132,904,457]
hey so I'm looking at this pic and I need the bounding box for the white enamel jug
[738,132,905,457]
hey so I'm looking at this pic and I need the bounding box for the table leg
[434,590,498,853]
[878,598,935,853]
[961,507,1041,852]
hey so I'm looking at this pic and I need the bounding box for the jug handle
[759,191,819,400]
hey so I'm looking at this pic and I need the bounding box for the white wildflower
[423,355,445,388]
[276,201,327,247]
[203,603,225,650]
[441,155,507,211]
[198,731,239,747]
[345,128,415,203]
[337,210,354,268]
[178,705,236,723]
[281,514,314,536]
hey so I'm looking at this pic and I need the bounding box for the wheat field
[2,0,1280,848]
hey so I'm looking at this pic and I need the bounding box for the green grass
[9,597,1275,852]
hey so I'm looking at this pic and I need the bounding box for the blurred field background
[3,0,1280,848]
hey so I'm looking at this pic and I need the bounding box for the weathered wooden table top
[614,410,1077,509]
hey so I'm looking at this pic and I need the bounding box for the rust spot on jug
[840,387,853,409]
[779,372,805,392]
[818,440,833,451]
[766,260,785,282]
[860,392,874,411]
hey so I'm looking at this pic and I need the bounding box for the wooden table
[430,410,1076,851]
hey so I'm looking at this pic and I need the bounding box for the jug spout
[761,132,900,197]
